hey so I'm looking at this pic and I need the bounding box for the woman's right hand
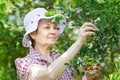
[77,22,97,45]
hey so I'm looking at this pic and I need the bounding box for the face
[30,19,58,47]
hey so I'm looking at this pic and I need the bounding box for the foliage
[0,0,120,80]
[102,57,120,80]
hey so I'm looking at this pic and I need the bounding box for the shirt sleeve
[15,57,32,80]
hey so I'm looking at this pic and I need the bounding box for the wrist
[76,38,86,46]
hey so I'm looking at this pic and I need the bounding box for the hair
[29,34,35,48]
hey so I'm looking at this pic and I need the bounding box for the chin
[48,41,56,45]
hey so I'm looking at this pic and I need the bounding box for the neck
[34,44,51,57]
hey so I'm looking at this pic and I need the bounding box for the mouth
[48,37,57,40]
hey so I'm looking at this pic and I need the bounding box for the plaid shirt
[15,47,74,80]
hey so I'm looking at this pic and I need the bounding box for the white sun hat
[22,8,66,47]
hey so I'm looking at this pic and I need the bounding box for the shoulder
[15,55,32,66]
[15,55,33,80]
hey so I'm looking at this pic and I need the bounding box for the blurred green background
[0,0,120,80]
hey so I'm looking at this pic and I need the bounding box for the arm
[28,22,96,80]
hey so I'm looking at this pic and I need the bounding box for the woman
[15,8,98,80]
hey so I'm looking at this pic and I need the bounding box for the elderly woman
[15,8,98,80]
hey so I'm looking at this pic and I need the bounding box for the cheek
[35,36,45,44]
[34,33,43,41]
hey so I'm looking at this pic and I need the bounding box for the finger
[86,73,96,79]
[85,74,91,80]
[94,72,99,77]
[82,22,96,28]
[84,22,96,27]
[80,26,96,33]
[84,26,96,32]
[84,31,95,36]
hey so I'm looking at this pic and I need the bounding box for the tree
[0,0,120,80]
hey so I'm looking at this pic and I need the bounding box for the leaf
[52,14,63,24]
[45,11,56,17]
[72,0,80,8]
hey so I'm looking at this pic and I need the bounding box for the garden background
[0,0,120,80]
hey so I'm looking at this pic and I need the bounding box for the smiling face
[30,19,58,47]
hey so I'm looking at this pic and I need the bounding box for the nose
[50,27,57,34]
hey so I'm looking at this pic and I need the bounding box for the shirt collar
[29,46,55,62]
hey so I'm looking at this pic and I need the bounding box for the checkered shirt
[15,47,74,80]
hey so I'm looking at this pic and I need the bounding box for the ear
[29,32,36,40]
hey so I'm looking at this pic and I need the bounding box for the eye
[53,26,58,30]
[54,27,57,29]
[45,26,50,29]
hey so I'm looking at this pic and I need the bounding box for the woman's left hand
[82,72,99,80]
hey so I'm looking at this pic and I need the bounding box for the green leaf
[54,0,60,6]
[45,11,56,17]
[96,0,105,4]
[52,14,63,24]
[72,0,80,8]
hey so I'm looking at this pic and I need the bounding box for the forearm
[47,38,84,79]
